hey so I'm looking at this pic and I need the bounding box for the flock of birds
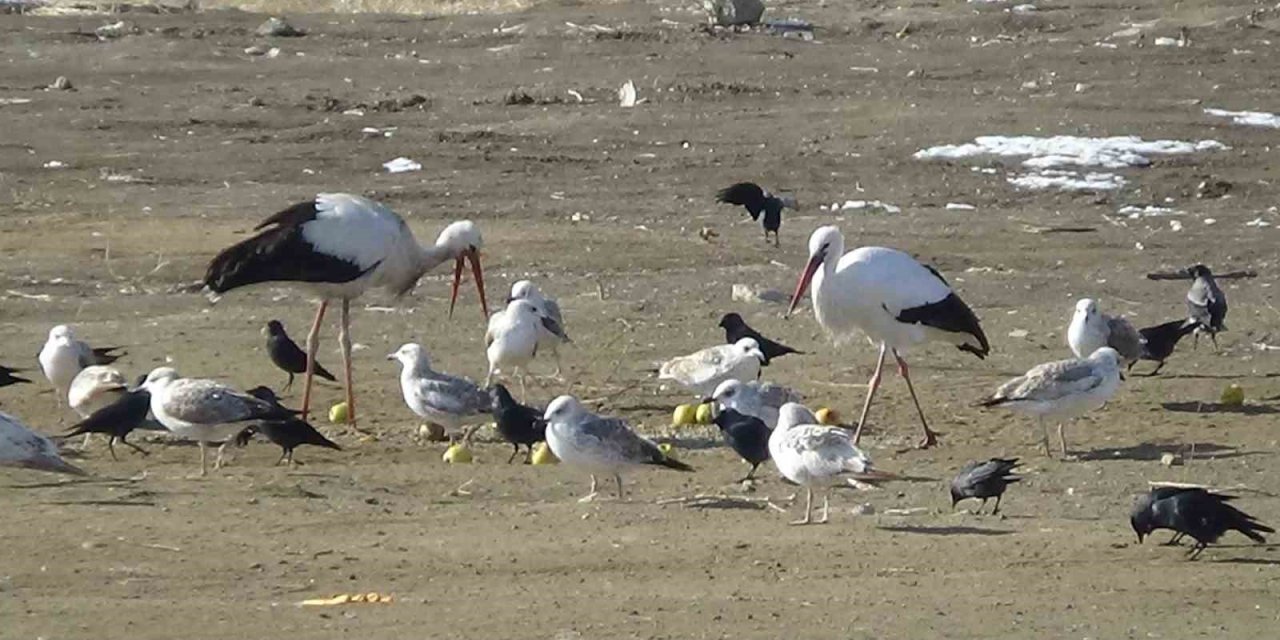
[0,188,1266,558]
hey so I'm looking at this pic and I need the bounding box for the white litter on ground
[1117,205,1180,218]
[1205,108,1280,129]
[945,202,977,210]
[825,200,901,214]
[1007,170,1125,191]
[1245,217,1271,227]
[382,157,422,173]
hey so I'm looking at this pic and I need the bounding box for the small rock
[81,541,102,550]
[703,0,765,26]
[732,283,789,305]
[1159,452,1182,467]
[850,503,876,516]
[94,21,127,40]
[49,76,72,91]
[244,44,273,56]
[255,17,306,37]
[1196,178,1232,199]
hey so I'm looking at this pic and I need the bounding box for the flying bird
[658,338,765,399]
[61,388,153,461]
[204,193,489,429]
[388,343,491,445]
[711,378,804,429]
[234,386,341,466]
[715,182,797,247]
[788,225,989,448]
[507,280,569,377]
[1131,486,1273,559]
[1067,298,1141,365]
[264,320,336,391]
[485,299,569,397]
[1185,264,1227,350]
[0,365,31,388]
[710,407,770,481]
[1134,318,1200,376]
[979,347,1123,458]
[488,383,547,463]
[717,312,802,365]
[37,325,125,403]
[542,395,693,502]
[769,402,894,525]
[950,458,1021,515]
[1,411,86,476]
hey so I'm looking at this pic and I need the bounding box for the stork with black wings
[715,182,797,247]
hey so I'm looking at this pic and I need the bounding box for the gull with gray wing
[389,343,491,444]
[711,379,804,429]
[1067,298,1140,365]
[1,411,86,476]
[658,338,764,399]
[507,280,569,377]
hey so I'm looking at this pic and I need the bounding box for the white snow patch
[1205,108,1280,129]
[1245,217,1272,227]
[1117,205,1180,218]
[382,157,421,173]
[945,202,977,210]
[1010,4,1037,12]
[1007,170,1125,191]
[915,135,1225,170]
[838,200,901,214]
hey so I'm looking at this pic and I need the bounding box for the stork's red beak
[786,252,824,318]
[448,247,489,319]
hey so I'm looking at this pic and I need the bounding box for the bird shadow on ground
[43,499,157,507]
[1160,401,1280,415]
[1076,441,1253,462]
[1152,372,1280,381]
[878,525,1014,536]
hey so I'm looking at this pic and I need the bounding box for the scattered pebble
[1159,452,1182,467]
[256,17,306,37]
[48,76,72,91]
[731,283,788,305]
[850,503,876,516]
[382,157,421,173]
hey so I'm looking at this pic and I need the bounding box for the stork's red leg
[852,343,888,445]
[301,299,329,422]
[339,298,356,428]
[893,349,937,449]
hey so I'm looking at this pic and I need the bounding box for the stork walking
[787,226,990,448]
[204,193,489,428]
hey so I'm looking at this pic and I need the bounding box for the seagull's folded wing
[418,376,489,417]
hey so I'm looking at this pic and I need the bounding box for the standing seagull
[1185,264,1227,350]
[711,379,804,430]
[1131,486,1272,559]
[388,343,491,444]
[1135,318,1200,375]
[718,313,802,365]
[485,299,569,396]
[488,383,547,463]
[658,338,765,399]
[0,365,31,388]
[770,403,893,525]
[1067,299,1141,365]
[543,395,692,501]
[787,226,990,448]
[979,347,1123,458]
[139,367,294,476]
[715,182,797,247]
[1,411,86,476]
[264,320,336,391]
[507,280,569,377]
[37,325,125,404]
[950,458,1021,515]
[204,193,490,429]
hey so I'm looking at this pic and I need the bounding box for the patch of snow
[1205,108,1280,129]
[1007,170,1125,191]
[915,135,1225,170]
[1117,205,1180,218]
[1170,220,1183,232]
[382,157,421,173]
[945,202,977,210]
[1153,37,1182,47]
[838,200,901,214]
[1245,217,1271,227]
[1010,4,1037,12]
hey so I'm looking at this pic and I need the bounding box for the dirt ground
[2,0,1280,637]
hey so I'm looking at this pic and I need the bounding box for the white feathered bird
[0,411,86,476]
[485,299,570,396]
[507,280,569,377]
[711,379,804,429]
[1066,298,1140,365]
[658,338,765,398]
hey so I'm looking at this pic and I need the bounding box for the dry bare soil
[2,0,1280,638]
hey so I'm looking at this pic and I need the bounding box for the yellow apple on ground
[815,407,840,425]
[1220,384,1245,407]
[531,441,558,465]
[673,404,697,426]
[695,403,714,424]
[328,402,349,424]
[442,443,473,463]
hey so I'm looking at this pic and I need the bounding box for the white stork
[204,193,489,427]
[787,226,989,448]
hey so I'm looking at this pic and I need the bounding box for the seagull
[62,388,153,461]
[233,387,342,466]
[717,313,802,365]
[950,458,1021,515]
[787,226,990,448]
[715,182,797,247]
[1131,486,1273,560]
[1135,318,1200,375]
[1067,298,1141,365]
[485,299,569,397]
[770,402,893,525]
[658,338,765,399]
[542,395,693,501]
[710,407,770,481]
[507,280,569,377]
[264,320,336,391]
[488,383,546,463]
[1,411,86,476]
[979,347,1123,458]
[710,379,804,429]
[37,325,125,404]
[204,193,490,429]
[139,367,294,476]
[67,365,129,449]
[1185,264,1227,350]
[0,365,31,388]
[388,343,491,444]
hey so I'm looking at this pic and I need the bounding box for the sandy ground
[2,0,1280,637]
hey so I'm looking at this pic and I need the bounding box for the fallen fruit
[443,443,473,463]
[328,402,349,424]
[815,407,840,425]
[673,404,697,426]
[531,441,558,465]
[1220,384,1245,407]
[695,403,713,424]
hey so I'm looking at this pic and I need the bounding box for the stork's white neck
[810,232,844,323]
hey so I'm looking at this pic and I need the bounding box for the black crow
[61,388,152,461]
[235,386,341,466]
[718,312,802,366]
[950,458,1021,514]
[1185,265,1227,350]
[0,364,31,388]
[711,407,771,481]
[265,320,336,391]
[1134,318,1200,375]
[1131,486,1273,559]
[488,383,546,463]
[715,182,797,247]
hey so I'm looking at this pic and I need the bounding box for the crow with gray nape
[1185,264,1227,350]
[715,182,797,247]
[1134,318,1200,375]
[950,458,1020,514]
[1131,486,1273,560]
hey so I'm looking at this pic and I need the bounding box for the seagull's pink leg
[300,300,328,422]
[339,298,357,428]
[851,343,888,445]
[893,349,937,449]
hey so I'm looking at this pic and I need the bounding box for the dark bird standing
[61,388,152,461]
[0,365,31,388]
[715,182,797,247]
[234,386,341,466]
[1131,486,1273,559]
[1134,318,1200,376]
[718,312,802,366]
[265,320,337,391]
[488,383,547,464]
[1185,264,1227,350]
[711,407,771,481]
[950,458,1021,515]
